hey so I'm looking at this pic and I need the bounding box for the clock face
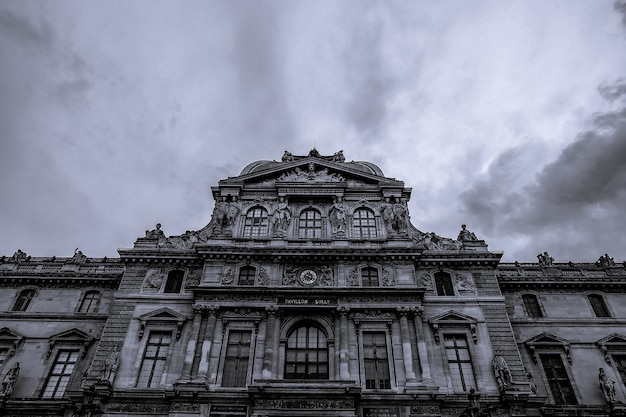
[299,269,318,285]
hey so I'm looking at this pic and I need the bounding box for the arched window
[522,294,543,318]
[434,272,454,296]
[285,323,328,380]
[164,270,184,293]
[588,294,611,317]
[12,289,36,311]
[243,207,269,237]
[361,267,379,287]
[352,208,377,239]
[78,290,101,313]
[238,266,256,286]
[298,209,322,239]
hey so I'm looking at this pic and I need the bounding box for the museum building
[0,150,625,417]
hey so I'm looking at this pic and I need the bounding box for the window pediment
[138,308,187,340]
[48,328,94,359]
[596,333,626,363]
[0,328,24,358]
[428,311,478,344]
[525,332,572,363]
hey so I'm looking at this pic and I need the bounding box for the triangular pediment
[139,307,187,323]
[429,310,478,325]
[597,333,626,347]
[0,328,24,344]
[221,156,404,188]
[525,332,570,346]
[50,328,94,344]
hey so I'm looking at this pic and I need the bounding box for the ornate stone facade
[0,150,624,417]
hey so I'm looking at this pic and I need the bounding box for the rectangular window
[361,268,379,287]
[41,350,79,398]
[222,330,252,387]
[588,295,611,318]
[522,294,543,318]
[137,331,171,388]
[540,354,577,405]
[12,289,36,311]
[434,273,454,296]
[78,291,100,313]
[444,335,476,392]
[363,332,391,389]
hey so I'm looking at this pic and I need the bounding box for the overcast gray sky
[1,1,626,263]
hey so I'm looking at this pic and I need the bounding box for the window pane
[522,294,543,318]
[589,295,610,317]
[363,331,391,390]
[444,335,476,392]
[79,291,100,313]
[222,330,252,387]
[434,273,454,296]
[13,289,35,311]
[243,207,269,237]
[164,270,184,293]
[285,325,328,379]
[362,267,379,287]
[540,354,577,405]
[298,209,322,239]
[42,349,79,398]
[137,332,171,388]
[353,209,377,239]
[238,266,256,286]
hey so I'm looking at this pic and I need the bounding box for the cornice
[0,275,121,288]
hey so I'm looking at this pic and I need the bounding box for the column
[397,307,418,385]
[194,306,218,383]
[338,307,350,380]
[179,305,203,382]
[412,306,434,384]
[261,306,279,379]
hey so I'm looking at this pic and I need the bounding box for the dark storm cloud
[615,0,626,27]
[343,6,395,141]
[598,78,626,103]
[0,7,52,48]
[460,101,626,261]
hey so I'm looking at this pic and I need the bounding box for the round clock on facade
[299,269,318,285]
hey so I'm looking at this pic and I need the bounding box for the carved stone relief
[143,269,165,290]
[257,267,270,286]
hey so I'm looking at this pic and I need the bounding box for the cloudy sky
[1,1,626,263]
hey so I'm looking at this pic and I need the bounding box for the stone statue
[596,254,616,268]
[102,346,120,384]
[492,355,512,392]
[0,362,20,396]
[526,372,538,395]
[69,248,88,264]
[282,150,294,162]
[332,150,345,162]
[599,368,616,403]
[145,223,165,239]
[537,251,554,266]
[272,197,291,236]
[467,388,481,417]
[212,197,240,233]
[393,199,408,233]
[329,197,346,234]
[10,249,28,262]
[381,198,395,233]
[457,224,478,242]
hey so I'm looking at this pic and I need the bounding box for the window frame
[297,208,323,239]
[12,288,37,312]
[238,266,256,286]
[538,352,578,405]
[588,294,611,318]
[163,269,185,293]
[135,330,173,388]
[220,328,254,388]
[362,331,392,390]
[41,349,80,399]
[521,293,544,318]
[352,208,377,239]
[434,272,455,296]
[242,206,270,238]
[361,266,380,287]
[76,290,101,313]
[284,322,330,380]
[442,333,477,393]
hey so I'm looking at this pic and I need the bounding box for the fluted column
[261,306,279,379]
[412,306,434,384]
[179,304,204,382]
[338,307,350,380]
[397,307,418,385]
[194,306,218,383]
